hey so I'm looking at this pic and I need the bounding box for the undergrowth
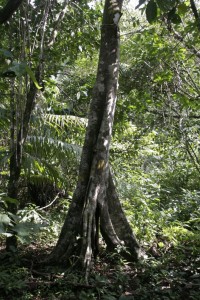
[0,204,199,300]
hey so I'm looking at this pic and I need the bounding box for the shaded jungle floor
[0,237,200,300]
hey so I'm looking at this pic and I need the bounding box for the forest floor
[0,236,200,300]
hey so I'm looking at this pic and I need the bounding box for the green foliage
[141,0,191,27]
[0,265,28,297]
[146,0,157,23]
[0,209,199,299]
[156,0,176,12]
[0,192,48,243]
[0,49,41,88]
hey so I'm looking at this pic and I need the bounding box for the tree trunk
[0,0,23,24]
[6,70,40,251]
[47,0,140,272]
[6,0,51,250]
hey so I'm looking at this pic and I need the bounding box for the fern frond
[23,152,61,183]
[26,135,82,157]
[23,135,82,188]
[43,113,88,129]
[0,106,9,127]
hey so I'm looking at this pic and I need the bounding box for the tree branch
[147,109,200,119]
[47,0,69,47]
[190,0,200,31]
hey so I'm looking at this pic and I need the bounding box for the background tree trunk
[6,69,41,251]
[5,0,51,250]
[47,0,140,272]
[0,0,23,24]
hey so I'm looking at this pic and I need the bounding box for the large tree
[47,0,140,275]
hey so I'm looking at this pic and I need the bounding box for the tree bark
[47,0,140,273]
[190,0,200,31]
[0,0,23,24]
[6,70,40,251]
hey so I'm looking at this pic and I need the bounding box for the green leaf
[25,64,42,90]
[9,61,27,76]
[8,62,42,89]
[177,3,189,15]
[3,196,19,206]
[167,7,176,20]
[158,241,164,248]
[104,295,118,300]
[0,224,5,233]
[13,223,32,237]
[156,0,176,12]
[146,0,157,23]
[2,233,13,237]
[171,14,182,24]
[0,48,13,58]
[0,213,11,225]
[13,222,44,237]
